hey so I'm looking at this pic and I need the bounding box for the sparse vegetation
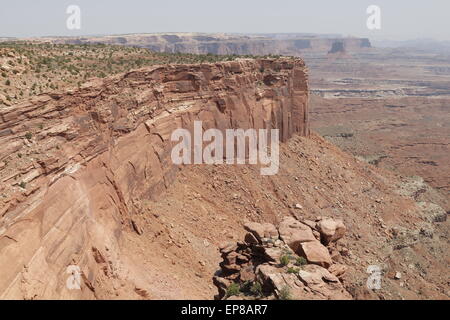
[0,42,280,105]
[278,286,292,300]
[287,267,300,274]
[25,132,32,140]
[18,181,26,189]
[226,283,241,297]
[280,254,291,266]
[295,256,307,266]
[250,281,263,297]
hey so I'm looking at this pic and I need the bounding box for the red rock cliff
[0,58,308,299]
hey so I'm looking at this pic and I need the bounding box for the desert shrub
[280,254,291,266]
[19,181,26,189]
[278,286,292,300]
[287,267,300,274]
[226,283,241,297]
[25,132,32,140]
[250,281,262,297]
[295,256,307,266]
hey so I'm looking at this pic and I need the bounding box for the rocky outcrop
[0,58,308,299]
[214,217,352,300]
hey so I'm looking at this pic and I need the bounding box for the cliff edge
[0,58,309,299]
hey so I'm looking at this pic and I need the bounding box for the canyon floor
[307,48,450,201]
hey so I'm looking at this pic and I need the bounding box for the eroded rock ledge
[0,58,308,299]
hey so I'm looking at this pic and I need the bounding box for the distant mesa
[23,33,372,56]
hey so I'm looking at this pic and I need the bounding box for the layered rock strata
[0,58,308,299]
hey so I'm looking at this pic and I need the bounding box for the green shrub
[19,181,26,189]
[280,254,291,266]
[278,286,292,300]
[250,281,262,297]
[226,283,241,297]
[287,267,300,274]
[295,256,307,266]
[25,132,32,140]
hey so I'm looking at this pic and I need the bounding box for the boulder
[256,263,351,300]
[219,242,237,254]
[278,217,316,252]
[240,265,256,282]
[316,218,346,245]
[298,264,339,284]
[222,263,241,273]
[328,263,347,279]
[244,222,279,242]
[213,276,231,298]
[297,241,333,268]
[263,247,283,263]
[255,263,281,284]
[297,264,352,300]
[224,252,238,265]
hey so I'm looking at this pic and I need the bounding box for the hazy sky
[1,0,450,40]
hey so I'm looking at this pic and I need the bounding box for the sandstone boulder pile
[214,216,352,300]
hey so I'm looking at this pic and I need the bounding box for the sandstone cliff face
[0,58,308,299]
